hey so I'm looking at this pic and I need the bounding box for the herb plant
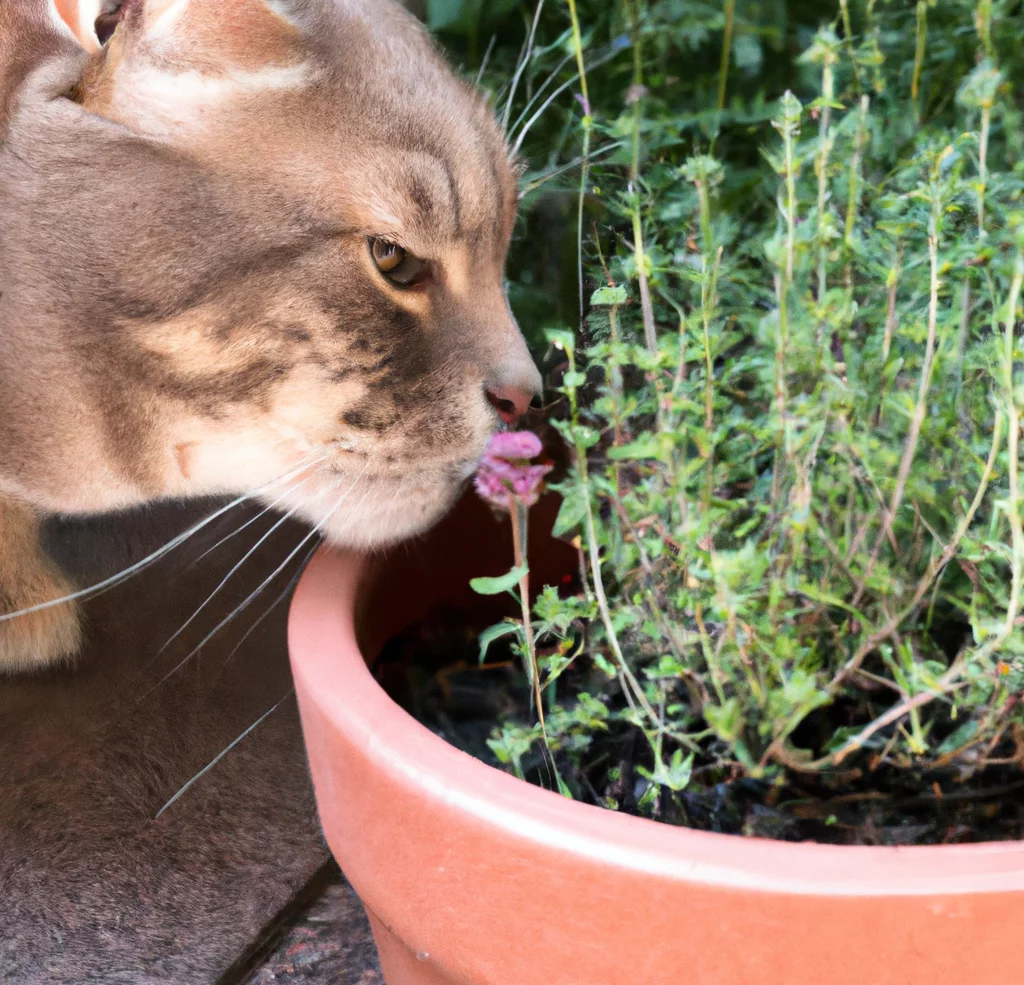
[456,0,1024,841]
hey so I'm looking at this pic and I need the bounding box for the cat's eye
[369,238,429,287]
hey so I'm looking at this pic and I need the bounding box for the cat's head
[1,0,539,547]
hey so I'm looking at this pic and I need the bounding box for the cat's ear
[76,0,322,130]
[52,0,103,52]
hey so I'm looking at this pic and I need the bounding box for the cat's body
[0,0,539,669]
[1,500,346,983]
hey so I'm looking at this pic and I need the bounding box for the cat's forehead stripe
[403,153,464,238]
[416,146,511,246]
[440,155,463,234]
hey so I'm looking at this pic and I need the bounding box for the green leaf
[552,484,588,537]
[705,698,742,742]
[824,726,863,754]
[610,606,639,633]
[936,719,979,756]
[470,563,528,596]
[799,584,872,625]
[476,621,520,664]
[425,0,461,29]
[590,284,628,305]
[640,749,695,792]
[545,328,575,355]
[607,432,678,462]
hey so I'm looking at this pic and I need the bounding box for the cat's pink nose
[486,381,538,425]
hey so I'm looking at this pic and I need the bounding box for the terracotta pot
[289,493,1024,985]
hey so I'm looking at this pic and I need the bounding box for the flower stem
[912,1,927,119]
[713,0,735,146]
[999,249,1024,643]
[978,102,991,239]
[815,52,835,314]
[853,154,946,607]
[509,501,546,733]
[566,0,590,322]
[560,339,662,731]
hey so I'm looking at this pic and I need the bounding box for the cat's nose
[486,371,541,426]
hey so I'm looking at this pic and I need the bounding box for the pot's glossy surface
[289,494,1024,985]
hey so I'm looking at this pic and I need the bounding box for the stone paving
[239,865,382,985]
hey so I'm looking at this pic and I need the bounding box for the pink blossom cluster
[474,431,552,509]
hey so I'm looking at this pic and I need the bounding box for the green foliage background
[437,0,1024,824]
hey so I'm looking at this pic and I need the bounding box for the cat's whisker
[0,456,326,626]
[214,537,324,678]
[154,688,295,819]
[140,523,327,699]
[184,469,321,572]
[215,484,369,630]
[142,465,371,694]
[157,467,327,659]
[151,500,308,665]
[501,0,546,134]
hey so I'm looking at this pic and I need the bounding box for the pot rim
[289,542,1024,898]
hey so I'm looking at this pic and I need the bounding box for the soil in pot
[369,537,1024,849]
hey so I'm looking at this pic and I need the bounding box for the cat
[0,0,541,671]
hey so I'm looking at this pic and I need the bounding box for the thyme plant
[458,0,1024,836]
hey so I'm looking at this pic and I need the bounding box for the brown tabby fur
[0,0,540,670]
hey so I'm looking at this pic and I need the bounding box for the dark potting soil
[371,606,1024,847]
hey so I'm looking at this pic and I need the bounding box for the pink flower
[475,431,552,509]
[486,431,544,461]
